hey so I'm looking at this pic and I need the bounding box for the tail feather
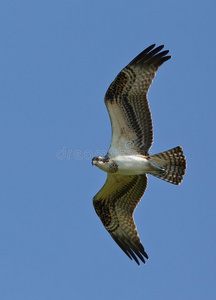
[148,146,186,185]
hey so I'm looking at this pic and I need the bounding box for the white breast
[113,155,154,175]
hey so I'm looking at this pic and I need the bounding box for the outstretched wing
[93,173,148,265]
[105,44,171,157]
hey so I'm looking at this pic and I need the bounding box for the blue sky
[1,0,216,299]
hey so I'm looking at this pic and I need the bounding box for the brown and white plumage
[92,44,186,265]
[93,174,148,264]
[105,44,170,157]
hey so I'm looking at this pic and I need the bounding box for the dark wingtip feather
[152,45,165,53]
[129,44,171,67]
[140,244,149,260]
[127,248,141,265]
[144,44,156,53]
[110,233,148,265]
[128,44,156,65]
[162,55,172,63]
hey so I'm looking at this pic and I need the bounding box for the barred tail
[148,146,186,185]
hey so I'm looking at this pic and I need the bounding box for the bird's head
[92,156,110,171]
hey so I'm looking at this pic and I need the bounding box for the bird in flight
[92,44,186,265]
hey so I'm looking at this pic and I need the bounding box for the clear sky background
[1,1,216,299]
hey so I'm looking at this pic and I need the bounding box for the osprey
[92,44,186,265]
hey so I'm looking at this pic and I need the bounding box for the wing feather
[93,173,148,265]
[105,44,171,156]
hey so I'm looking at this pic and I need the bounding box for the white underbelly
[114,155,154,175]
